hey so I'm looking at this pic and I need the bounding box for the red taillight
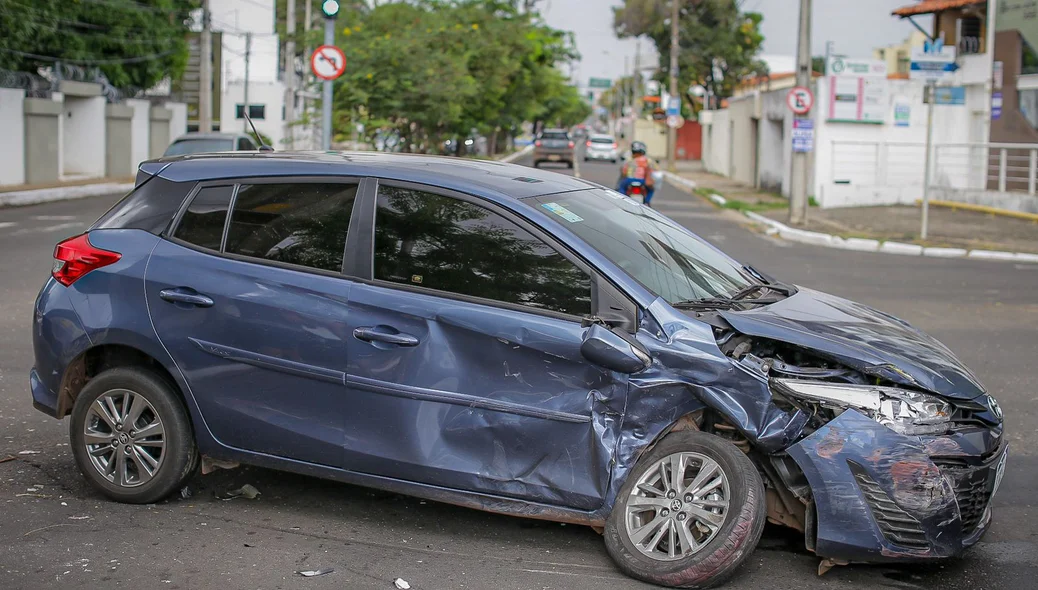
[611,142,618,149]
[535,140,542,147]
[568,141,575,148]
[586,141,592,147]
[52,234,121,286]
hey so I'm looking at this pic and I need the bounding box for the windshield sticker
[541,202,583,223]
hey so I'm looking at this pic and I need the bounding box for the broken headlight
[771,379,952,436]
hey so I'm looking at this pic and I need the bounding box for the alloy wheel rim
[624,451,730,561]
[83,389,165,488]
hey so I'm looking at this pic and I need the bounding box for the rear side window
[225,183,357,273]
[172,185,235,250]
[373,186,592,316]
[92,176,193,235]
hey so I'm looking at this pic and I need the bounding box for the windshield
[530,189,755,303]
[164,138,235,156]
[590,137,614,144]
[539,131,568,140]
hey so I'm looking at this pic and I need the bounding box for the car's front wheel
[69,367,198,504]
[604,431,765,588]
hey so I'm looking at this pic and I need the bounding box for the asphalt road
[0,153,1035,590]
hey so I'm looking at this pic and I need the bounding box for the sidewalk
[670,162,1038,257]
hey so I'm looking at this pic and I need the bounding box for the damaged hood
[718,287,985,399]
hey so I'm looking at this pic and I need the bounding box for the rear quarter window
[92,176,194,235]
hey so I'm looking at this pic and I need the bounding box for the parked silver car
[584,134,619,163]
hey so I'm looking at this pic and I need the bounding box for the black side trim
[347,374,591,424]
[189,338,345,385]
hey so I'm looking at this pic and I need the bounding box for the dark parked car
[32,153,1006,588]
[164,132,258,156]
[533,128,574,168]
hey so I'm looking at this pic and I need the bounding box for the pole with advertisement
[320,0,341,150]
[910,37,958,239]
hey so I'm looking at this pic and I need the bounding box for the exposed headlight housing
[771,379,952,436]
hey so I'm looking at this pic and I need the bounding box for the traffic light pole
[322,18,334,150]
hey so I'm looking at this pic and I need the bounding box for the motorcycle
[624,179,647,200]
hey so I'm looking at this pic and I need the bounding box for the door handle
[353,326,419,347]
[159,288,214,308]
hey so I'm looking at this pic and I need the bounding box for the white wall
[62,95,106,178]
[728,94,760,186]
[813,77,985,208]
[0,88,26,186]
[220,80,285,148]
[758,89,790,196]
[167,101,188,141]
[127,99,151,169]
[700,109,731,177]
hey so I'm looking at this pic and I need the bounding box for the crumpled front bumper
[787,410,1007,562]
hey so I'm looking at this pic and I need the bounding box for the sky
[539,0,933,88]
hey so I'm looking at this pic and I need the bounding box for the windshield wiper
[671,297,737,310]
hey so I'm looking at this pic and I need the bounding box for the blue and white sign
[910,45,958,83]
[894,103,911,127]
[666,97,681,117]
[933,86,966,105]
[992,92,1003,120]
[792,119,814,153]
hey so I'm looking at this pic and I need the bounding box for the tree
[0,0,194,90]
[614,0,766,114]
[812,56,826,74]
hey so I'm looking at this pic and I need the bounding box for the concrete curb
[740,210,1038,264]
[1,182,135,208]
[498,144,534,164]
[663,172,697,192]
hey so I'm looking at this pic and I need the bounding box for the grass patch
[722,199,788,213]
[694,187,719,199]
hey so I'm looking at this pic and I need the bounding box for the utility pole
[667,0,680,171]
[199,0,212,132]
[626,38,635,144]
[921,81,936,239]
[243,32,252,133]
[622,55,629,136]
[284,0,296,149]
[321,0,339,150]
[789,0,812,225]
[304,0,314,148]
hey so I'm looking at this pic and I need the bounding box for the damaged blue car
[30,153,1007,588]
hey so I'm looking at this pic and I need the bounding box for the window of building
[235,104,266,120]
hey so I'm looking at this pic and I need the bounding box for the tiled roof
[892,0,984,17]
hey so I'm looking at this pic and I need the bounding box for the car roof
[172,132,244,141]
[139,151,600,200]
[589,134,614,140]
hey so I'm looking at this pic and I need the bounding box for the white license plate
[548,155,560,161]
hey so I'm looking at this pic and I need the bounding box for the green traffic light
[321,0,339,18]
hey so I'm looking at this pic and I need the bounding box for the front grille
[951,475,989,533]
[854,472,930,549]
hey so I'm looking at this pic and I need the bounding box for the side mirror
[580,324,651,374]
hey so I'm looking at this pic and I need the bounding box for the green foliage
[614,0,766,111]
[0,0,194,89]
[812,56,826,74]
[330,0,585,151]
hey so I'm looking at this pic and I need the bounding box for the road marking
[33,215,77,221]
[573,157,581,179]
[1015,264,1037,270]
[0,222,15,230]
[10,222,84,236]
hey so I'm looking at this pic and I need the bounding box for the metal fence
[934,143,1038,195]
[0,69,54,98]
[0,64,150,103]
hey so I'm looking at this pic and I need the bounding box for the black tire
[604,431,765,589]
[69,367,197,504]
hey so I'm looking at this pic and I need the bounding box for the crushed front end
[722,335,1007,563]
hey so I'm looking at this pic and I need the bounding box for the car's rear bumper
[788,410,1006,562]
[30,368,60,418]
[585,150,618,160]
[534,150,573,162]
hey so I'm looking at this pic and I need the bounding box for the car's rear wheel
[604,431,765,588]
[69,367,197,504]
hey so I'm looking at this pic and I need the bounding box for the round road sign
[311,45,346,81]
[786,86,814,114]
[666,115,685,129]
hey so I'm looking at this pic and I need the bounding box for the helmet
[630,141,647,155]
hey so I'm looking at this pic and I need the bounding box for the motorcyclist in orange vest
[616,141,659,207]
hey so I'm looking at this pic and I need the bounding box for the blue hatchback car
[32,153,1006,588]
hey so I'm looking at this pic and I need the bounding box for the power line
[0,47,178,65]
[22,20,184,46]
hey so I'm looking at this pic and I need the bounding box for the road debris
[0,455,16,464]
[179,486,193,499]
[296,569,333,577]
[394,578,412,589]
[17,450,40,455]
[218,484,261,500]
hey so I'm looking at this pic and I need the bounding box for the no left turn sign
[311,45,346,81]
[786,86,814,115]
